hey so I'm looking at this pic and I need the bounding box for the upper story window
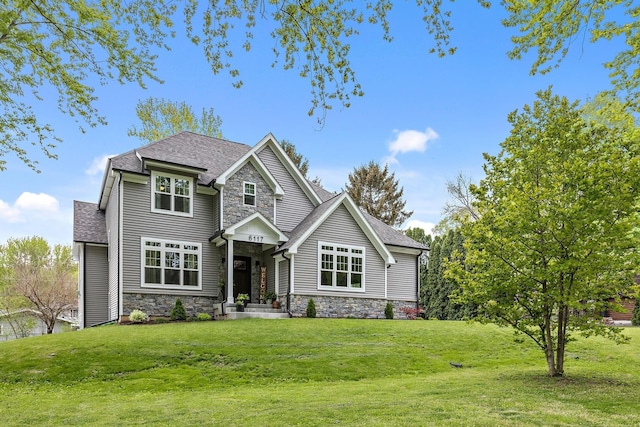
[318,242,365,291]
[243,181,256,206]
[141,238,202,289]
[151,172,193,216]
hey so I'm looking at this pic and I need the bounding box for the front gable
[211,212,288,247]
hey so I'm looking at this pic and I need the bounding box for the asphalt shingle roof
[110,131,252,185]
[73,201,107,244]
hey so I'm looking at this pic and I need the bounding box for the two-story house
[73,132,427,327]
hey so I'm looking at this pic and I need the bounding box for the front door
[233,256,251,300]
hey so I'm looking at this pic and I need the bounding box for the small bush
[129,309,149,324]
[154,318,169,324]
[196,313,212,321]
[306,298,316,318]
[170,298,187,321]
[384,303,394,319]
[632,300,640,326]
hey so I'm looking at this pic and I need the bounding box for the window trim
[140,237,202,290]
[243,181,256,206]
[317,241,365,292]
[150,171,194,217]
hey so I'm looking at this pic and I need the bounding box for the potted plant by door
[264,291,277,305]
[236,293,249,310]
[236,300,245,312]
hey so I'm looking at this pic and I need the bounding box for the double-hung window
[243,182,256,206]
[142,238,201,289]
[151,172,193,216]
[318,242,365,291]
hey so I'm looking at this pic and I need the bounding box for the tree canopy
[346,161,412,228]
[279,139,310,178]
[128,98,223,144]
[448,88,640,377]
[5,0,640,170]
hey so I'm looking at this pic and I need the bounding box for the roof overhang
[214,152,284,197]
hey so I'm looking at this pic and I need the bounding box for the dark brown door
[233,256,251,300]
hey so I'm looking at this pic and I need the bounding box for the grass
[1,319,639,426]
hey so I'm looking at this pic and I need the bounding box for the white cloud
[386,128,439,164]
[0,199,24,223]
[0,192,60,225]
[85,154,113,176]
[404,219,436,235]
[15,192,59,212]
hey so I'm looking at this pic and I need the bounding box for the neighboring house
[73,132,427,327]
[0,309,76,341]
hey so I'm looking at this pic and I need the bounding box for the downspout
[282,251,293,318]
[209,179,225,317]
[220,231,228,317]
[117,171,122,322]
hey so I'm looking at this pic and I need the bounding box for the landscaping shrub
[154,318,169,324]
[196,313,212,321]
[384,303,394,319]
[633,300,640,326]
[129,309,149,323]
[306,298,316,318]
[170,299,187,321]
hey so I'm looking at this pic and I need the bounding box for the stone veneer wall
[123,293,217,318]
[288,294,416,320]
[224,162,274,225]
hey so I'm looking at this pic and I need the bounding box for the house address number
[248,235,264,242]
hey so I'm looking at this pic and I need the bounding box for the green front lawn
[1,319,638,426]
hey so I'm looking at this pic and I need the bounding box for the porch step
[223,303,290,320]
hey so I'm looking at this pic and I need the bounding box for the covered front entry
[210,212,288,303]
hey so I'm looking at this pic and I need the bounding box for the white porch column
[226,239,234,303]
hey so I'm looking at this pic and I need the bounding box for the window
[243,182,256,206]
[318,242,365,291]
[141,238,201,289]
[151,172,193,216]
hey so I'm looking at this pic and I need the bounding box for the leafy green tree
[448,88,640,377]
[128,98,223,144]
[502,0,640,108]
[346,161,412,228]
[0,237,77,334]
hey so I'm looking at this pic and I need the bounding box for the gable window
[318,242,365,291]
[141,238,201,289]
[151,172,193,216]
[243,182,256,206]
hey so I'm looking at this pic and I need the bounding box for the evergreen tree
[346,161,413,228]
[280,139,310,178]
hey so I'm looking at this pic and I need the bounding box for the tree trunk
[543,312,557,376]
[555,304,569,376]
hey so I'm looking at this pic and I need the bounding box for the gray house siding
[257,145,315,232]
[84,244,109,327]
[121,180,219,297]
[213,192,220,231]
[106,174,120,320]
[294,204,386,299]
[277,258,289,297]
[387,251,418,301]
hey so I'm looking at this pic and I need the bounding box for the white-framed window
[243,181,256,206]
[141,237,202,289]
[151,171,193,216]
[318,242,365,291]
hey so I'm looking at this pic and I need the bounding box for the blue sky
[0,3,621,245]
